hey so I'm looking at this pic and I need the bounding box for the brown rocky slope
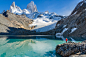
[0,10,34,34]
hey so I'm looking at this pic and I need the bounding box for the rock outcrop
[55,0,86,38]
[56,41,86,57]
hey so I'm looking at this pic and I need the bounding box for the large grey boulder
[56,41,86,57]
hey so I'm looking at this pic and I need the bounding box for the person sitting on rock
[66,38,68,43]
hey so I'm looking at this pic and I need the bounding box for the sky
[0,0,82,16]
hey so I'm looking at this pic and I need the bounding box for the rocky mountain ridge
[55,0,86,38]
[0,10,34,34]
[9,1,38,15]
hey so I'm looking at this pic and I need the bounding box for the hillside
[55,0,86,38]
[0,10,34,34]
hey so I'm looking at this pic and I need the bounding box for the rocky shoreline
[56,40,86,57]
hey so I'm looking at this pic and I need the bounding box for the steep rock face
[9,2,23,15]
[9,1,38,15]
[11,2,15,8]
[71,0,86,15]
[55,0,86,38]
[26,1,38,13]
[0,10,33,33]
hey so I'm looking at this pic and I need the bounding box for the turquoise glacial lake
[0,35,83,57]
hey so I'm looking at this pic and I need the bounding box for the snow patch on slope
[56,36,65,41]
[70,28,77,34]
[62,28,68,34]
[63,25,67,28]
[70,37,76,42]
[56,28,68,36]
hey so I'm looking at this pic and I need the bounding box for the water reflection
[0,35,62,57]
[0,35,84,57]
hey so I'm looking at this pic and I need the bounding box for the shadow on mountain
[0,27,85,41]
[0,26,48,35]
[33,23,56,35]
[0,27,31,35]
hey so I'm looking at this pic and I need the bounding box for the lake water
[0,35,82,57]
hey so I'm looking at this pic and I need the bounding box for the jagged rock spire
[26,1,38,13]
[9,1,38,15]
[9,2,16,13]
[71,0,86,15]
[11,2,15,8]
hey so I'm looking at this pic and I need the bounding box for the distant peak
[28,1,34,5]
[27,1,38,13]
[11,2,15,8]
[31,1,34,3]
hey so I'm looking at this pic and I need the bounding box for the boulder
[56,41,86,57]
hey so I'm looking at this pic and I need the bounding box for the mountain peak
[30,1,34,5]
[71,0,86,15]
[9,2,23,15]
[83,0,86,3]
[11,2,15,8]
[27,1,38,13]
[9,1,38,15]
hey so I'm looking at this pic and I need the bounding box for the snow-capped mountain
[9,1,64,19]
[9,1,37,15]
[10,2,24,15]
[9,1,65,32]
[26,11,65,32]
[27,1,38,13]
